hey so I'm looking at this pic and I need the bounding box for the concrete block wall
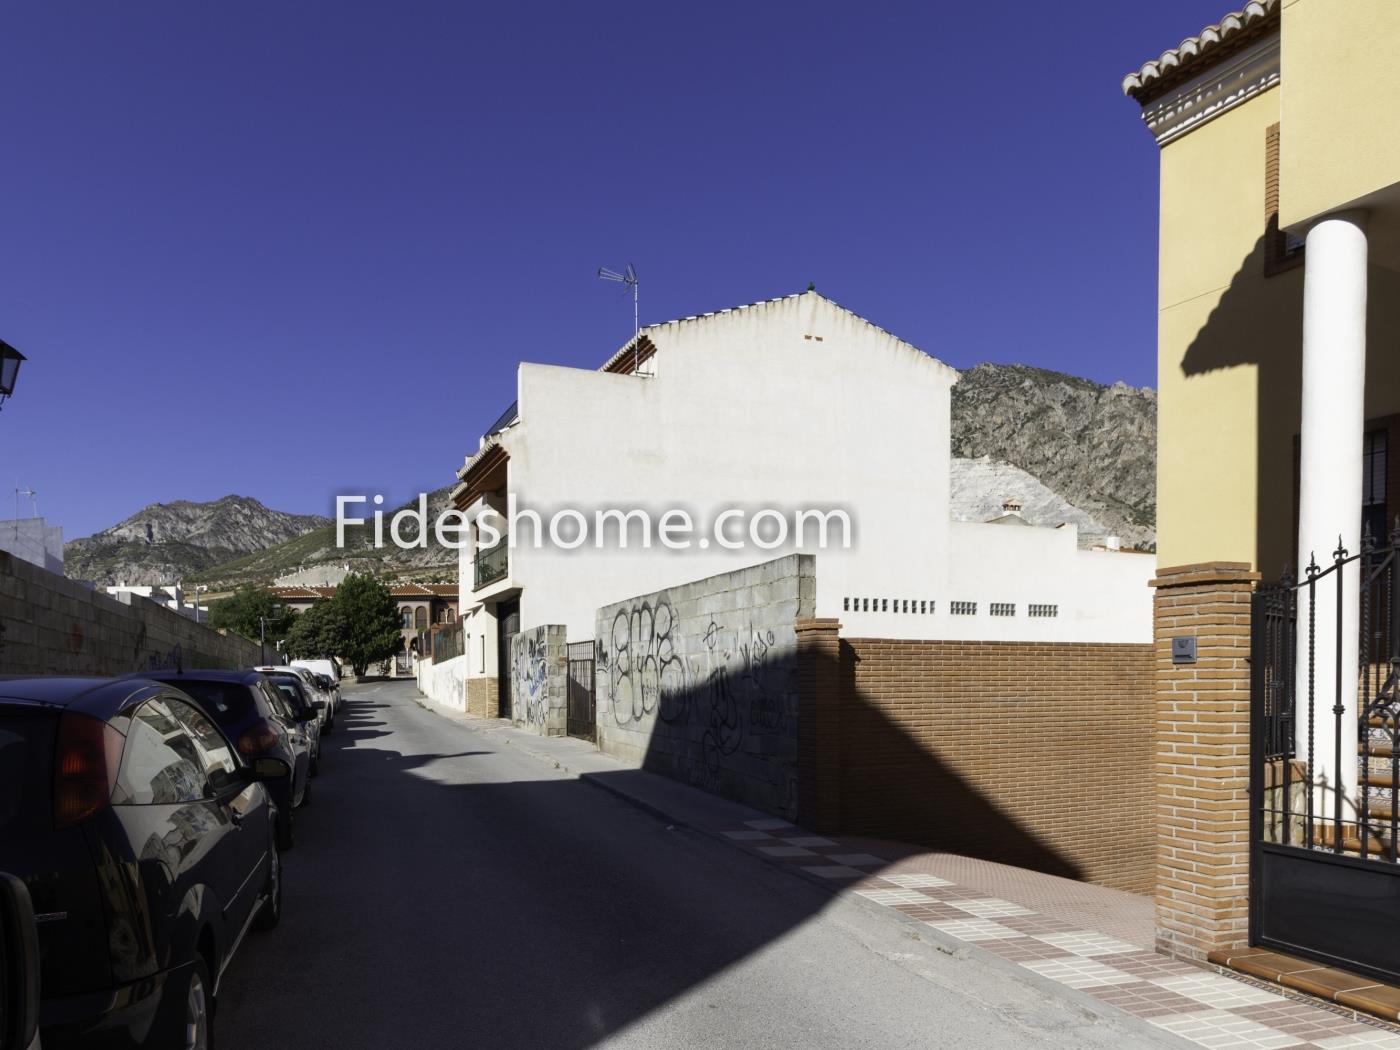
[0,552,262,676]
[595,553,816,818]
[510,624,567,735]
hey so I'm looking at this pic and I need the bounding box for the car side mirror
[0,873,41,1050]
[249,757,291,781]
[297,708,318,724]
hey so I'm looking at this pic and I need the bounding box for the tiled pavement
[724,819,1400,1050]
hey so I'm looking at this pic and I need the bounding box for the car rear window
[0,707,55,832]
[270,680,309,714]
[171,680,258,726]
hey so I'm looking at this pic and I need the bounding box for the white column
[1296,211,1368,826]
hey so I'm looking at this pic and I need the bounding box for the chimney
[1001,498,1022,517]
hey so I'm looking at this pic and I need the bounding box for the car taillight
[54,713,124,829]
[237,719,279,755]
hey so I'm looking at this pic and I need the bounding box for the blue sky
[1,1,1232,538]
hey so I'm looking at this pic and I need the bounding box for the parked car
[290,659,342,711]
[0,872,41,1050]
[310,673,340,718]
[259,665,332,737]
[254,668,325,777]
[136,669,313,848]
[0,677,288,1049]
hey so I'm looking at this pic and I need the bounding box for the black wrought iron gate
[1251,537,1400,984]
[566,640,596,741]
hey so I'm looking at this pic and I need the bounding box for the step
[1209,947,1400,1023]
[1313,822,1393,855]
[1360,770,1400,790]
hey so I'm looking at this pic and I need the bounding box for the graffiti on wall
[598,591,795,793]
[512,628,551,727]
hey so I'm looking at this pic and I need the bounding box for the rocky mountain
[950,363,1156,549]
[190,485,458,589]
[65,496,332,586]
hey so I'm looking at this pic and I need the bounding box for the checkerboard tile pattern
[722,819,1400,1050]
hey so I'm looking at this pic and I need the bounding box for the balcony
[474,537,508,590]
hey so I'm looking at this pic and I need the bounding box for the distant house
[106,583,208,624]
[0,516,63,575]
[271,583,458,674]
[447,290,1154,718]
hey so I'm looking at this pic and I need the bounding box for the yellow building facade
[1125,1,1400,983]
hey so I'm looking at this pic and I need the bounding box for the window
[1364,429,1387,545]
[400,608,413,629]
[951,601,976,616]
[414,606,427,629]
[990,603,1015,617]
[115,697,233,805]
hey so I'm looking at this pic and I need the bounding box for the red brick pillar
[1152,562,1260,961]
[796,618,843,834]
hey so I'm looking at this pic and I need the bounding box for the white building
[0,517,64,575]
[105,584,209,624]
[449,291,1153,711]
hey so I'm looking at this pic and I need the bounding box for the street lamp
[0,341,26,411]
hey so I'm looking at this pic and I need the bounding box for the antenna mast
[597,264,641,372]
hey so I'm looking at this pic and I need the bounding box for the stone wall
[0,552,263,676]
[595,554,815,818]
[510,624,567,735]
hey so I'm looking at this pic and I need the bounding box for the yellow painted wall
[1279,0,1400,230]
[1154,57,1400,576]
[1156,84,1302,573]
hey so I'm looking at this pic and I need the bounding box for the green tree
[282,601,345,660]
[208,585,295,644]
[330,573,403,677]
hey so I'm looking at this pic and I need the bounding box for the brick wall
[1151,562,1258,960]
[811,632,1155,894]
[466,676,498,718]
[0,552,263,675]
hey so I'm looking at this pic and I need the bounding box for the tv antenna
[597,262,640,340]
[14,486,36,520]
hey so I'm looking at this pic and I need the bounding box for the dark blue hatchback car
[0,677,288,1048]
[134,670,313,850]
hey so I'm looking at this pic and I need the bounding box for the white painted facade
[449,292,1154,691]
[0,517,64,575]
[104,584,209,624]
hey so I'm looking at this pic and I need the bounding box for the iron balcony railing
[474,537,508,589]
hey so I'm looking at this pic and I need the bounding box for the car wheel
[253,839,282,932]
[184,955,215,1050]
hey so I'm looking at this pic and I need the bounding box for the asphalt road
[215,680,1181,1050]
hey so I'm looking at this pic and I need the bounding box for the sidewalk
[415,692,1400,1050]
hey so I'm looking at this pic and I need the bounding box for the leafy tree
[330,573,403,677]
[208,585,295,643]
[283,601,345,660]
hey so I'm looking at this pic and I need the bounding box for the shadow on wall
[1176,231,1400,578]
[629,636,1159,891]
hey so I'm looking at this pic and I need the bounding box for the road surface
[216,679,1181,1049]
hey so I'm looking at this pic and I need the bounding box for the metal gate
[1251,535,1400,984]
[566,640,596,741]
